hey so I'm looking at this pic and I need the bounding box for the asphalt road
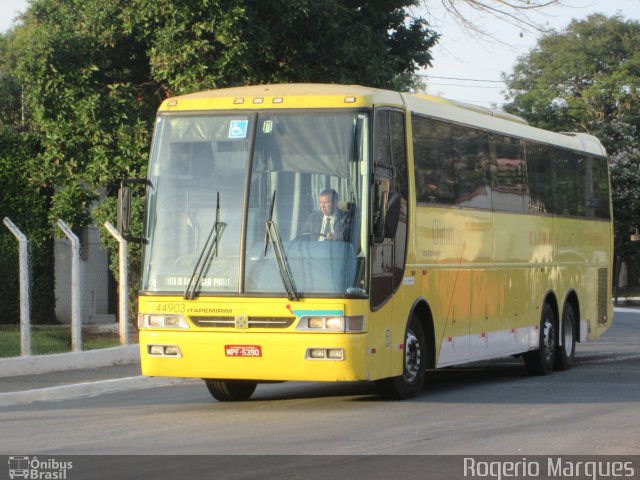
[1,309,638,459]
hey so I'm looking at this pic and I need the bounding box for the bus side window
[452,125,491,209]
[412,115,456,205]
[490,134,526,213]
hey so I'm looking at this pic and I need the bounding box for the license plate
[224,345,262,357]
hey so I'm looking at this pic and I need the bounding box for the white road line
[0,377,196,407]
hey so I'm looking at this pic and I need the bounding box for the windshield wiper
[264,190,299,301]
[184,192,226,300]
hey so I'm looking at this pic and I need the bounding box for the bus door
[369,108,409,378]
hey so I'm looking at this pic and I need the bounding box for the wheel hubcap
[404,329,422,383]
[542,317,555,362]
[563,314,574,356]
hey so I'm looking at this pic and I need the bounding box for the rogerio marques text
[463,457,635,480]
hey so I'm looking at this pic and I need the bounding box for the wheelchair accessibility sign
[228,120,248,139]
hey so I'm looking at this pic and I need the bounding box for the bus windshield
[142,111,369,297]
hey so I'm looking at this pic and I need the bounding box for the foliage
[132,0,438,94]
[0,0,438,320]
[11,0,438,234]
[609,146,640,256]
[503,14,640,255]
[0,33,26,126]
[11,0,155,228]
[0,126,56,324]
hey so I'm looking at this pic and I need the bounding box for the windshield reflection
[142,112,369,296]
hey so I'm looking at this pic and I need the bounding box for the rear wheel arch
[524,295,558,375]
[555,291,579,371]
[410,298,435,370]
[563,290,581,342]
[544,290,561,343]
[544,291,560,329]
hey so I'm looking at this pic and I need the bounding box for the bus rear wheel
[204,379,257,401]
[376,314,427,399]
[554,302,576,371]
[524,303,556,375]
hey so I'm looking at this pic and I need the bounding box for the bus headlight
[306,348,345,360]
[297,316,364,332]
[148,344,183,357]
[140,314,189,329]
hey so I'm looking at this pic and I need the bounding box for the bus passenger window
[490,135,526,213]
[452,125,491,209]
[412,115,456,205]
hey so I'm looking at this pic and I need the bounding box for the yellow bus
[123,84,613,401]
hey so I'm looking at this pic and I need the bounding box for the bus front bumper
[139,330,369,382]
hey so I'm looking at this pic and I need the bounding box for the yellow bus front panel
[138,296,375,382]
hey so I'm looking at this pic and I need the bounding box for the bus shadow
[248,358,531,403]
[146,347,640,406]
[390,355,640,405]
[252,353,640,405]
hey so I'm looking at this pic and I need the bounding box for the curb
[0,376,194,407]
[615,308,640,314]
[0,345,140,378]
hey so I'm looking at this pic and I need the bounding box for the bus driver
[301,188,349,241]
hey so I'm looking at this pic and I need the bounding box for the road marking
[0,376,196,407]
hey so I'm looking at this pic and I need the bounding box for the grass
[0,325,123,358]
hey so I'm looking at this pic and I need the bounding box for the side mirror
[116,178,152,244]
[372,186,387,243]
[384,191,401,238]
[373,190,401,243]
[117,185,132,234]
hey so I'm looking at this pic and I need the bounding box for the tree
[425,0,571,40]
[135,0,438,94]
[0,32,56,324]
[3,0,438,317]
[10,0,438,225]
[503,14,640,258]
[0,126,55,325]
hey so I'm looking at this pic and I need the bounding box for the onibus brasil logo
[8,456,73,479]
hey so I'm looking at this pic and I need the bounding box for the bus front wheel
[376,314,427,399]
[204,379,257,401]
[524,303,556,375]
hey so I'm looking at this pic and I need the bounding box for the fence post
[56,219,82,352]
[104,221,129,345]
[3,217,31,356]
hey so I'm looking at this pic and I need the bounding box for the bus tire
[376,314,427,399]
[524,303,556,375]
[554,302,576,371]
[204,379,257,401]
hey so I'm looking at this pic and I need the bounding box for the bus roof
[402,92,607,157]
[158,83,402,111]
[158,83,607,157]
